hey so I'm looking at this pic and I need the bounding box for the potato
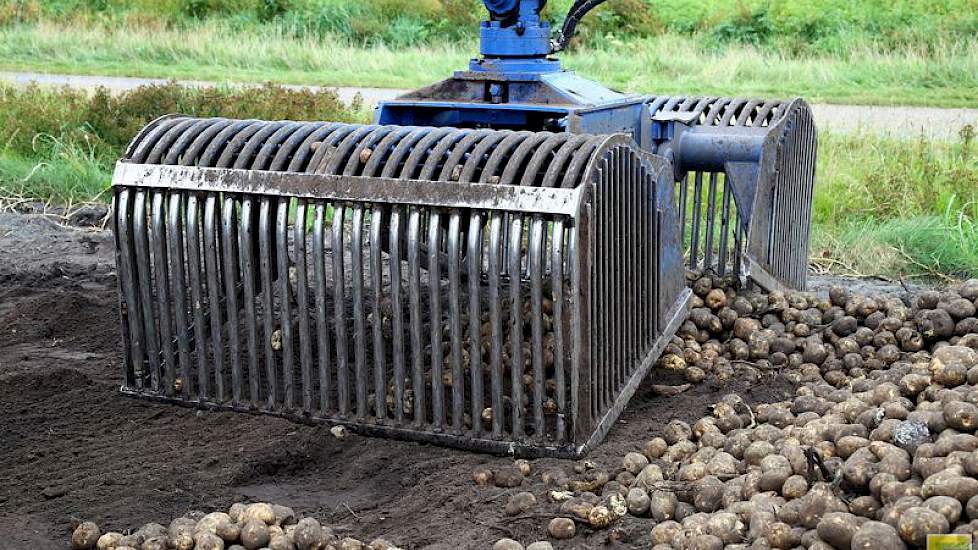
[688,534,723,550]
[268,534,293,550]
[645,438,668,460]
[944,401,978,431]
[781,475,808,500]
[240,520,270,550]
[626,487,651,516]
[292,518,324,550]
[492,539,524,550]
[142,538,167,550]
[922,469,978,502]
[797,483,849,528]
[228,503,247,524]
[849,495,882,520]
[816,512,862,550]
[525,543,553,550]
[72,522,101,550]
[704,512,745,544]
[664,420,693,444]
[195,533,225,550]
[850,521,906,550]
[924,495,963,524]
[588,505,614,528]
[243,503,276,526]
[897,507,949,546]
[766,522,799,549]
[504,492,537,516]
[493,466,525,488]
[514,459,532,477]
[548,517,575,540]
[650,521,681,545]
[623,452,649,475]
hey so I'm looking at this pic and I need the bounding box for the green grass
[2,21,977,107]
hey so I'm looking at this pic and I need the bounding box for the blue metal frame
[375,0,652,148]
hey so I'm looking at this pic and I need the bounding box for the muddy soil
[0,213,932,549]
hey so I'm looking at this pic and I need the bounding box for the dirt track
[0,213,929,549]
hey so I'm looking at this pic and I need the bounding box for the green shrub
[0,82,358,165]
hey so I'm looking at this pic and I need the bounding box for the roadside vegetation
[0,83,975,280]
[0,0,977,107]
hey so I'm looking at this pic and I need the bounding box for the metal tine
[466,214,485,436]
[427,212,445,431]
[132,190,160,391]
[203,195,225,402]
[389,208,406,423]
[690,172,703,270]
[295,200,314,413]
[239,198,261,403]
[626,153,635,372]
[332,205,350,417]
[116,190,145,390]
[151,192,175,395]
[370,207,387,421]
[258,199,277,409]
[528,216,545,439]
[447,212,464,433]
[407,208,426,427]
[221,195,243,405]
[678,174,688,252]
[589,162,614,412]
[186,194,209,400]
[508,215,524,438]
[312,202,332,414]
[276,197,294,410]
[551,219,566,442]
[718,175,732,276]
[487,215,504,438]
[166,193,192,400]
[567,220,583,430]
[111,193,133,386]
[351,206,369,419]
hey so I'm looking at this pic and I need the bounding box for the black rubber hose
[552,0,608,52]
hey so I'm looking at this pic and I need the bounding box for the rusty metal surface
[113,119,688,457]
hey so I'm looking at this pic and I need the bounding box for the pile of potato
[487,276,978,549]
[70,502,401,550]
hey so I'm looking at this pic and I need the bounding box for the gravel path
[3,71,976,140]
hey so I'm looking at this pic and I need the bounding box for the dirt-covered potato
[687,534,723,550]
[240,520,271,550]
[95,533,123,550]
[766,521,800,549]
[492,539,523,550]
[504,492,537,516]
[242,503,276,526]
[548,517,575,539]
[816,512,863,550]
[72,522,101,550]
[704,512,745,544]
[623,452,649,475]
[626,487,651,516]
[922,469,978,502]
[925,495,963,525]
[897,507,950,546]
[493,466,525,488]
[195,533,225,550]
[291,518,324,550]
[850,521,906,550]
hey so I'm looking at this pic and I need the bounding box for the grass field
[0,83,975,280]
[1,1,977,107]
